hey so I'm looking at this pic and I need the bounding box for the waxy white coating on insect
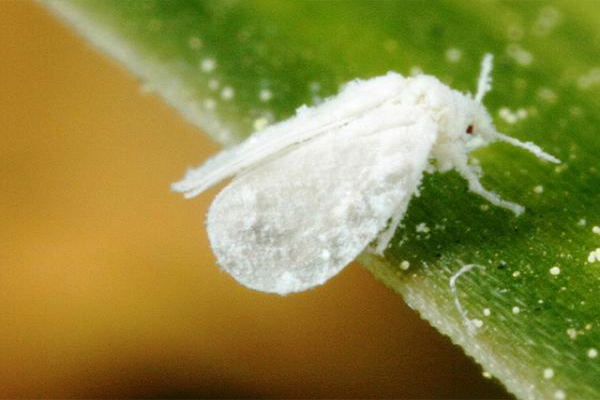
[173,54,560,295]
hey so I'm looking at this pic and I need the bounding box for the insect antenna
[475,54,494,103]
[474,54,560,164]
[489,130,561,163]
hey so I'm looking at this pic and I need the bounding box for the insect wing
[172,73,408,198]
[206,108,436,294]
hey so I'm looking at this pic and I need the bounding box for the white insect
[173,54,559,295]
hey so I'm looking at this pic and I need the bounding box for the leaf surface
[45,1,600,398]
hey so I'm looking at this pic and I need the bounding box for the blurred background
[1,1,511,398]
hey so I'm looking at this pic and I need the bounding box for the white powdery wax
[173,54,559,295]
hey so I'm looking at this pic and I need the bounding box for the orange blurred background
[0,2,511,398]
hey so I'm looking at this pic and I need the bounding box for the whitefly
[173,54,560,295]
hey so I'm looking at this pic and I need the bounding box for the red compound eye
[466,125,474,134]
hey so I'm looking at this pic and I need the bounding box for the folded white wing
[172,72,408,198]
[207,107,437,294]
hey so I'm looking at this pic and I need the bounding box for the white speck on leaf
[498,107,528,124]
[445,48,462,63]
[537,87,558,103]
[534,185,544,194]
[259,88,273,102]
[200,57,217,73]
[577,68,600,90]
[416,222,430,233]
[221,86,235,100]
[203,98,216,111]
[587,248,600,263]
[532,6,562,37]
[506,43,533,66]
[554,390,566,400]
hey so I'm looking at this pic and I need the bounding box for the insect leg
[454,159,524,216]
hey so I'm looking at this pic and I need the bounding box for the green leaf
[45,1,600,398]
